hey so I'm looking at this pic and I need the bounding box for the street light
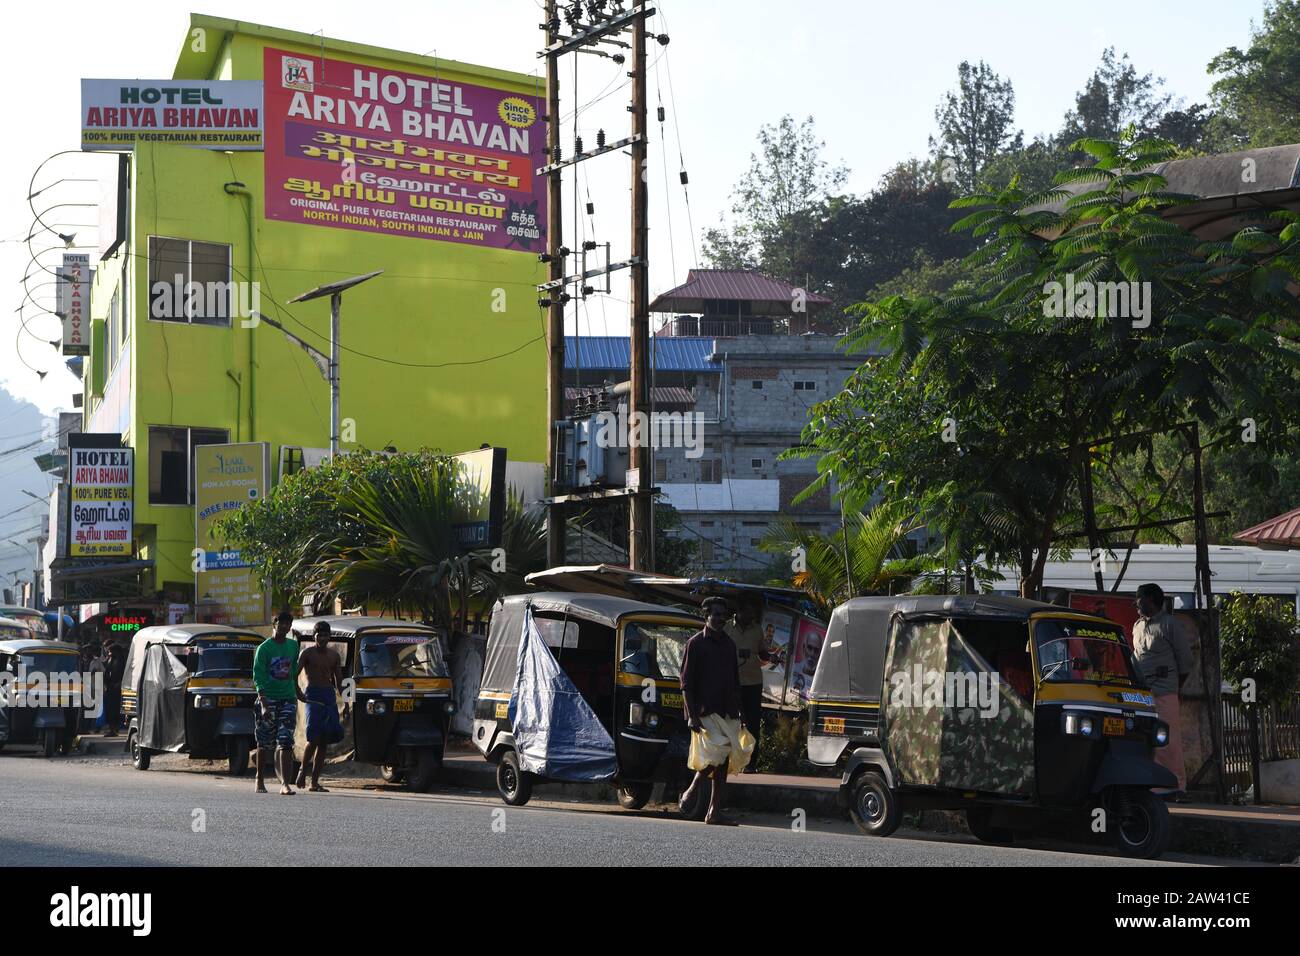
[271,270,382,460]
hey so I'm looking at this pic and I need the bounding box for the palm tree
[759,502,940,619]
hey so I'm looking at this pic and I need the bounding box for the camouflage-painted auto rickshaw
[807,595,1176,859]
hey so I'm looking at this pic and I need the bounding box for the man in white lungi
[679,597,755,825]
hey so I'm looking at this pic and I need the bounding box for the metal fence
[1221,692,1300,802]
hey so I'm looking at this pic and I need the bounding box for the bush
[1220,591,1300,706]
[753,713,808,774]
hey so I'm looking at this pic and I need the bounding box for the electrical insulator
[657,106,665,123]
[596,128,606,148]
[583,240,597,251]
[552,142,561,162]
[680,170,689,186]
[586,201,595,215]
[538,252,553,263]
[575,135,584,154]
[559,246,571,257]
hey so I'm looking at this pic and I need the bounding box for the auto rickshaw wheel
[42,727,58,758]
[407,749,441,792]
[617,783,653,810]
[496,749,533,806]
[965,808,1015,845]
[1110,788,1170,860]
[129,730,150,771]
[228,738,250,777]
[380,764,405,784]
[849,770,901,837]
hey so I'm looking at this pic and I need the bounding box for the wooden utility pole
[627,0,653,570]
[544,0,566,567]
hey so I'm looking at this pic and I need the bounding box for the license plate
[823,716,845,735]
[217,696,238,708]
[494,702,509,719]
[393,698,415,713]
[1103,716,1126,736]
[659,691,682,709]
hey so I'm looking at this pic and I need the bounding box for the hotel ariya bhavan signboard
[81,79,263,149]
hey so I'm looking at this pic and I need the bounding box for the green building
[80,14,547,617]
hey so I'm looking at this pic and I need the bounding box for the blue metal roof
[564,336,719,373]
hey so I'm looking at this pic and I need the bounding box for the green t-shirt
[253,636,300,700]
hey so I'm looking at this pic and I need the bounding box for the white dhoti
[687,714,755,773]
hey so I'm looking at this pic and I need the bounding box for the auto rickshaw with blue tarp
[807,594,1176,858]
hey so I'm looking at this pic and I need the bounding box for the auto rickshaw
[122,624,260,774]
[0,638,83,756]
[807,595,1176,859]
[291,616,453,792]
[0,606,52,638]
[474,592,709,817]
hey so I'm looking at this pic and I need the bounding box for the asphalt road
[0,750,1238,867]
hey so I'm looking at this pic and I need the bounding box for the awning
[1234,506,1300,549]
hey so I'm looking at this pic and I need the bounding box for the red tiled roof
[650,268,832,313]
[1234,506,1300,548]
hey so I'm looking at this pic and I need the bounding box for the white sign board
[81,79,263,150]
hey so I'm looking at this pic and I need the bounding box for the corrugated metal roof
[650,269,832,313]
[564,385,696,405]
[1234,506,1300,548]
[564,336,719,372]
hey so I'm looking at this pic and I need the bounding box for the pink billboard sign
[263,48,546,252]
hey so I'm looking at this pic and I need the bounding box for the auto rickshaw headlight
[630,702,646,726]
[645,712,660,729]
[1064,714,1095,736]
[195,695,215,709]
[1154,721,1170,747]
[366,700,387,716]
[443,701,456,715]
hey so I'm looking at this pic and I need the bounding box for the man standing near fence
[1132,583,1193,800]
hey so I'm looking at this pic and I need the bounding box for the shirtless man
[295,621,346,792]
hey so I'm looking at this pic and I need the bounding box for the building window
[750,538,762,547]
[697,458,723,483]
[147,237,233,326]
[751,380,762,389]
[148,425,230,505]
[700,520,715,528]
[653,458,667,483]
[794,380,817,391]
[280,446,306,480]
[751,458,763,469]
[108,289,121,367]
[699,539,715,562]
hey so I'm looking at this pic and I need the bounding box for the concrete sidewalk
[74,734,1300,862]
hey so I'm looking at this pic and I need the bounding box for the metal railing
[1221,692,1300,803]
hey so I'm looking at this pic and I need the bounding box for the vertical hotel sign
[59,253,90,356]
[263,47,545,250]
[195,442,270,626]
[67,434,132,557]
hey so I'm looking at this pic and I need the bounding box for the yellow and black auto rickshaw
[0,638,83,756]
[807,595,1177,858]
[474,592,710,817]
[122,624,260,774]
[291,616,454,792]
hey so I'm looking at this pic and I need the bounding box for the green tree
[1062,48,1177,142]
[791,133,1300,598]
[1209,0,1300,147]
[702,114,848,276]
[930,60,1021,191]
[1220,591,1300,708]
[759,502,938,618]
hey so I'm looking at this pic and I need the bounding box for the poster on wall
[262,47,545,251]
[789,617,828,702]
[194,442,271,627]
[760,610,794,707]
[81,79,263,150]
[67,434,133,558]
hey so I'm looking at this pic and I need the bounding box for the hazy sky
[0,1,1274,572]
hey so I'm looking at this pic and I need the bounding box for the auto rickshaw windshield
[10,613,49,637]
[358,632,447,678]
[192,640,256,676]
[18,652,80,678]
[0,624,34,641]
[620,621,696,680]
[1033,618,1141,686]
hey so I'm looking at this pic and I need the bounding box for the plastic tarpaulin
[139,643,189,752]
[508,606,617,782]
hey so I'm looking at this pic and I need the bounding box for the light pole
[256,270,382,460]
